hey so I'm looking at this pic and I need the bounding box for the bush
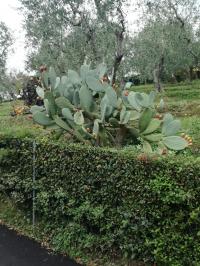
[22,76,43,106]
[0,136,200,265]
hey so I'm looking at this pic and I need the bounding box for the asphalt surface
[0,225,81,266]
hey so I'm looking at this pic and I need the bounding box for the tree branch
[169,1,199,66]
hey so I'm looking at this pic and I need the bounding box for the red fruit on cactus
[161,148,168,155]
[39,65,47,73]
[124,90,129,96]
[102,76,108,82]
[155,114,163,120]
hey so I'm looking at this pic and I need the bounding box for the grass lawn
[0,100,46,138]
[0,81,200,155]
[132,80,200,153]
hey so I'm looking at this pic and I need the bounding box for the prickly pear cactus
[31,64,189,153]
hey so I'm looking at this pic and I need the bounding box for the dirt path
[0,225,82,266]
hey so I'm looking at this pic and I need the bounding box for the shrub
[22,76,43,106]
[0,136,200,265]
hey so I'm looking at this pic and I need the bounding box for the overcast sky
[0,0,139,73]
[0,0,26,73]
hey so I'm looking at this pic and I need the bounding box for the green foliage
[0,21,13,78]
[0,137,200,265]
[131,19,194,83]
[19,0,130,78]
[31,64,188,152]
[0,101,46,139]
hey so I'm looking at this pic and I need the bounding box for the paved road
[0,225,81,266]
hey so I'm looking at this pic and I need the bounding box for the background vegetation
[0,0,200,265]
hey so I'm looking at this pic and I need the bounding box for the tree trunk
[115,126,127,147]
[188,66,193,82]
[111,6,125,85]
[153,55,164,92]
[197,70,200,79]
[171,73,178,83]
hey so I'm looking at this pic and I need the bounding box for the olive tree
[20,0,132,83]
[131,19,194,90]
[144,0,200,81]
[0,22,13,81]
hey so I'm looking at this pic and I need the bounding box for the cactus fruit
[39,65,47,73]
[181,134,193,146]
[124,90,129,97]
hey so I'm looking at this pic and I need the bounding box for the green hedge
[0,136,200,265]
